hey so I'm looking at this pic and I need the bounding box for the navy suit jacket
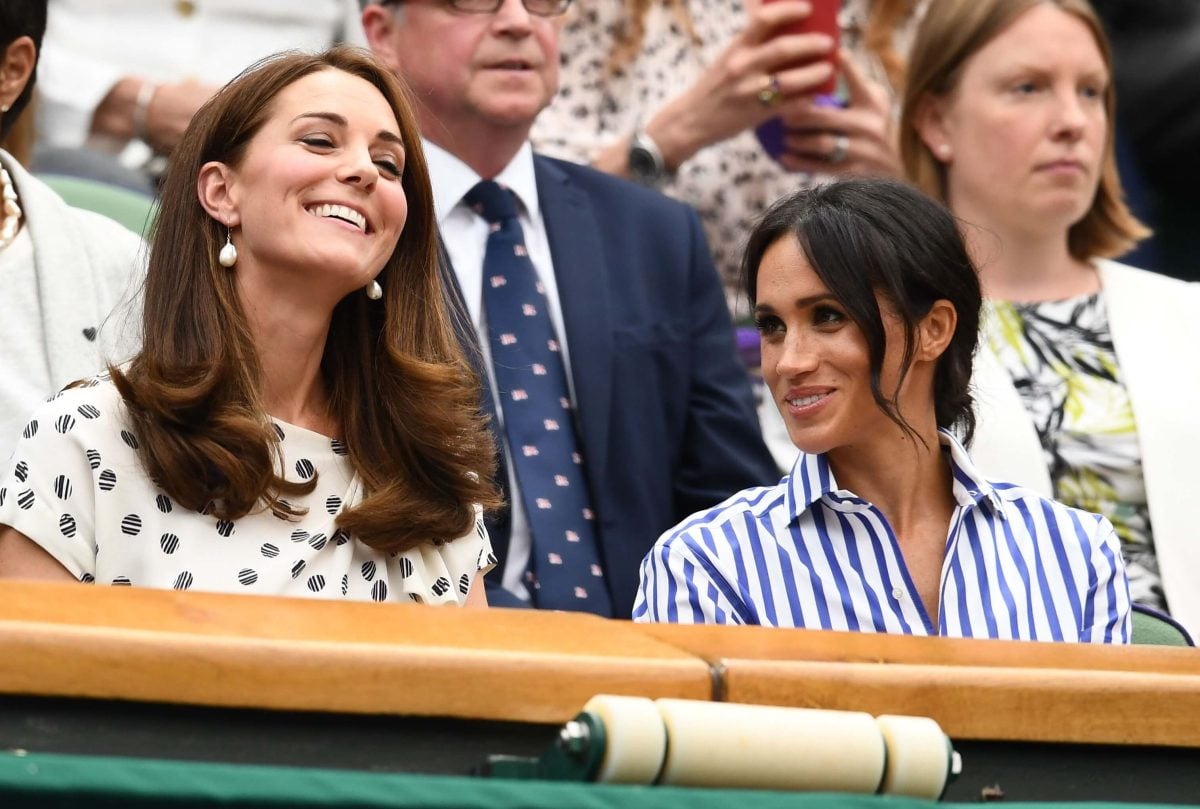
[445,154,777,617]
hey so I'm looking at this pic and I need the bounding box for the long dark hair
[111,46,499,552]
[742,178,981,444]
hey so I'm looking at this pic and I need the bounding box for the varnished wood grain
[636,621,1200,675]
[0,581,712,722]
[720,658,1200,747]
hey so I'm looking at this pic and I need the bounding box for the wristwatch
[627,126,670,188]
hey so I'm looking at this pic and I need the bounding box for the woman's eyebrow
[291,111,404,145]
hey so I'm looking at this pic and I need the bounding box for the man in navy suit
[362,0,776,617]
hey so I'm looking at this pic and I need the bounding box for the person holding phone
[531,0,923,313]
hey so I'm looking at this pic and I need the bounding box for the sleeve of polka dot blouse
[450,505,496,606]
[0,392,102,580]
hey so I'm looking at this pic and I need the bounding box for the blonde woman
[901,0,1200,635]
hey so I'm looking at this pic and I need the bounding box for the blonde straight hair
[899,0,1149,261]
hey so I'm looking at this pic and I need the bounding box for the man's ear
[917,300,957,363]
[197,161,240,227]
[361,5,403,73]
[913,93,953,164]
[0,36,36,112]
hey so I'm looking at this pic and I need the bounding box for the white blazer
[971,259,1200,637]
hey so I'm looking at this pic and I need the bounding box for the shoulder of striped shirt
[659,483,790,545]
[987,479,1112,533]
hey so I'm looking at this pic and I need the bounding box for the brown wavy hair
[899,0,1149,261]
[110,46,499,553]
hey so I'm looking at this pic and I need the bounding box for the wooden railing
[2,580,1198,746]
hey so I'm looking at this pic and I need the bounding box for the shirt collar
[784,428,1003,522]
[422,139,540,225]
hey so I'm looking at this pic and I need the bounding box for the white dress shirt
[424,140,577,603]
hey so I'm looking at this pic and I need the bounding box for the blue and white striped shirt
[633,430,1130,643]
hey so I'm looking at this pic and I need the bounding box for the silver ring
[830,133,849,164]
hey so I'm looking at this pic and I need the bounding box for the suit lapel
[534,157,614,478]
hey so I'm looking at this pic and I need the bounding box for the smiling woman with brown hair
[0,46,500,605]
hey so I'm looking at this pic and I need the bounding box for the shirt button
[892,588,904,601]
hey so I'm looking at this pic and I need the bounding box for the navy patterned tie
[466,180,612,616]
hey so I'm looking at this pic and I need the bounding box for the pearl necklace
[0,166,24,251]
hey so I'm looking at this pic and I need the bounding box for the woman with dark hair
[634,178,1130,643]
[900,0,1199,635]
[0,0,143,461]
[0,46,500,605]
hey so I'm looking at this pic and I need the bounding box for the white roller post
[653,700,887,793]
[876,714,954,799]
[582,695,668,785]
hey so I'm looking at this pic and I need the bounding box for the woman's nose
[336,146,379,188]
[774,332,820,378]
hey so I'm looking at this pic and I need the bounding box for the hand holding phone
[760,0,840,96]
[755,0,841,162]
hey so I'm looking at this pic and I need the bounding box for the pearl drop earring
[366,279,383,300]
[936,143,952,160]
[218,227,237,268]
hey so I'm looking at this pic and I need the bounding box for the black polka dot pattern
[0,380,493,606]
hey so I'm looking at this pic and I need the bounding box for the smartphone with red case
[754,0,842,162]
[761,0,840,95]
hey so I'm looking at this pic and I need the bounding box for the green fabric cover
[0,751,1183,809]
[39,173,155,236]
[1132,609,1193,646]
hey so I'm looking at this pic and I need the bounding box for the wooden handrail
[3,580,1198,745]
